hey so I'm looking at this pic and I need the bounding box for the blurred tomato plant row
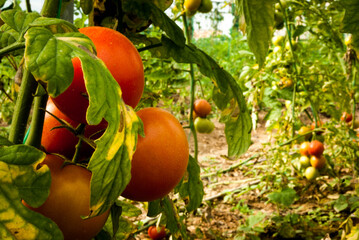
[0,0,359,239]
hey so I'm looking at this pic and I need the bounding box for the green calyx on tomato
[194,117,215,134]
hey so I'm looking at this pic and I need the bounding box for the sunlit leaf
[0,145,62,239]
[267,187,297,207]
[24,23,142,216]
[238,0,275,67]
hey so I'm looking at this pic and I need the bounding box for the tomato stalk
[351,63,357,129]
[8,68,38,144]
[279,1,320,135]
[24,85,48,148]
[182,12,198,162]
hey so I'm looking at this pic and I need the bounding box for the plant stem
[25,0,32,12]
[182,13,198,162]
[9,68,38,144]
[281,1,319,131]
[41,0,61,18]
[0,42,25,58]
[25,85,48,148]
[351,63,357,129]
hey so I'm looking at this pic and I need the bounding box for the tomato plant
[51,27,144,124]
[23,155,110,240]
[41,99,106,159]
[148,226,167,240]
[121,107,189,202]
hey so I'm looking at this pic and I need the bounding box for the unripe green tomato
[305,166,320,181]
[184,0,201,11]
[198,0,212,13]
[299,155,311,168]
[194,117,215,134]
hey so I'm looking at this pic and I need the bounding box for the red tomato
[23,155,110,240]
[121,108,189,202]
[308,140,324,157]
[41,99,107,159]
[193,99,212,118]
[52,26,144,124]
[148,226,166,240]
[341,112,353,123]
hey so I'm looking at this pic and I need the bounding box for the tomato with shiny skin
[341,112,353,123]
[51,26,144,124]
[194,117,215,133]
[310,155,326,169]
[299,155,311,168]
[41,99,107,159]
[308,140,324,157]
[184,0,201,11]
[193,99,212,118]
[148,226,166,240]
[299,141,310,156]
[23,155,110,240]
[121,108,189,202]
[305,166,319,181]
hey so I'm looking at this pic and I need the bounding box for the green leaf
[24,25,142,216]
[0,145,62,239]
[122,0,185,47]
[340,0,359,51]
[147,200,162,217]
[0,10,40,35]
[333,195,348,213]
[340,0,359,33]
[0,10,40,52]
[178,155,204,211]
[161,197,187,239]
[116,201,142,217]
[347,225,359,240]
[239,0,275,67]
[0,145,49,207]
[0,136,12,146]
[29,17,79,33]
[138,35,252,157]
[267,187,297,207]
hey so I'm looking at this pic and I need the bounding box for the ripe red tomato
[148,226,166,240]
[121,108,189,202]
[193,99,212,118]
[23,155,110,240]
[299,141,310,156]
[308,140,324,157]
[341,112,353,123]
[310,155,326,169]
[41,99,107,159]
[51,26,144,124]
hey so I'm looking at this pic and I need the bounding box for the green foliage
[0,143,62,239]
[238,0,275,67]
[267,187,297,207]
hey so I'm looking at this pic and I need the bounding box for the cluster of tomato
[192,99,215,134]
[183,0,213,16]
[24,27,189,240]
[298,140,326,180]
